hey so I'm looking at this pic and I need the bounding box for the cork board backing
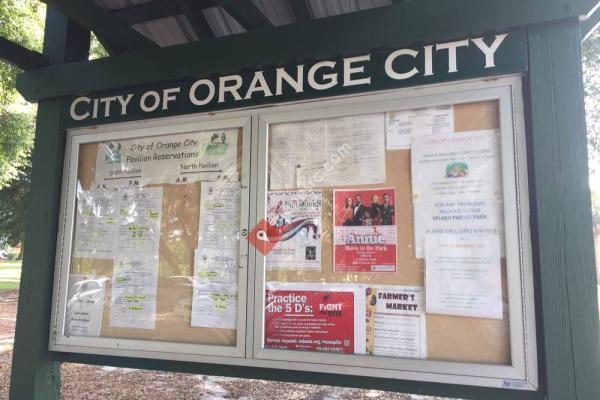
[265,100,510,365]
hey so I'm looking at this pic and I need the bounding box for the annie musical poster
[333,188,397,272]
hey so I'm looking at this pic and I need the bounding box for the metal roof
[92,0,393,48]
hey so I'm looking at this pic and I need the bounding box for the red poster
[264,289,355,353]
[333,188,397,272]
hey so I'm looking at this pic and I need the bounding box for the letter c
[384,49,419,80]
[69,96,91,121]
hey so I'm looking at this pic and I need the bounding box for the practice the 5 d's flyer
[333,188,397,272]
[264,284,358,354]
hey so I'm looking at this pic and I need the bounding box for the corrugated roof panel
[94,0,155,12]
[307,0,391,19]
[203,7,246,38]
[91,0,395,46]
[132,16,192,47]
[253,0,295,26]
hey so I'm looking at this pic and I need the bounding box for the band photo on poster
[333,188,397,272]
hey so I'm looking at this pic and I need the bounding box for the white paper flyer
[269,114,385,190]
[365,285,427,358]
[110,254,160,329]
[191,182,241,329]
[65,274,106,337]
[411,129,502,202]
[413,199,505,258]
[73,189,118,259]
[386,105,454,150]
[95,129,238,186]
[425,234,503,319]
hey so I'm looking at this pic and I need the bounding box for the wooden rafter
[288,0,311,23]
[38,0,158,54]
[217,0,273,30]
[0,36,49,70]
[177,0,215,40]
[111,0,272,31]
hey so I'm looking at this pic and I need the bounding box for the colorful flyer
[425,233,503,319]
[264,283,364,354]
[95,129,238,186]
[65,274,106,337]
[385,105,454,150]
[365,286,427,358]
[411,129,502,202]
[333,188,397,272]
[265,190,322,270]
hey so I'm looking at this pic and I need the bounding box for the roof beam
[177,0,215,40]
[582,3,600,40]
[288,0,311,23]
[111,0,272,31]
[216,0,273,30]
[38,0,158,54]
[112,0,185,26]
[0,37,49,70]
[17,0,600,101]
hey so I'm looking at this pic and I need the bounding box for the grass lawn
[0,260,21,290]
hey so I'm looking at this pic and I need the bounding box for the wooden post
[527,18,600,400]
[9,8,89,400]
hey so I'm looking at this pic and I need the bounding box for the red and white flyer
[265,190,322,270]
[333,188,397,272]
[264,282,365,354]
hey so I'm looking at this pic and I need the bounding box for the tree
[0,0,43,187]
[583,29,600,171]
[0,1,44,252]
[0,159,30,256]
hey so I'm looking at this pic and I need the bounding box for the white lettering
[275,65,304,95]
[162,87,180,110]
[472,34,507,68]
[189,79,215,106]
[385,49,419,80]
[244,71,273,99]
[423,45,434,76]
[140,91,161,112]
[69,97,91,121]
[308,61,337,90]
[343,54,371,87]
[116,94,133,115]
[99,96,117,117]
[218,75,243,103]
[436,39,469,73]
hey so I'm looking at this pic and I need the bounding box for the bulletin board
[265,100,510,365]
[68,129,243,346]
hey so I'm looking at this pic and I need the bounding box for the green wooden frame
[9,1,600,399]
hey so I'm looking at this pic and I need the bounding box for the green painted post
[8,8,89,400]
[527,19,600,400]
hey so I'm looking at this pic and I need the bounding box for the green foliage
[0,110,34,187]
[89,32,109,60]
[0,0,43,188]
[0,0,43,104]
[583,29,600,168]
[0,0,44,246]
[0,158,30,247]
